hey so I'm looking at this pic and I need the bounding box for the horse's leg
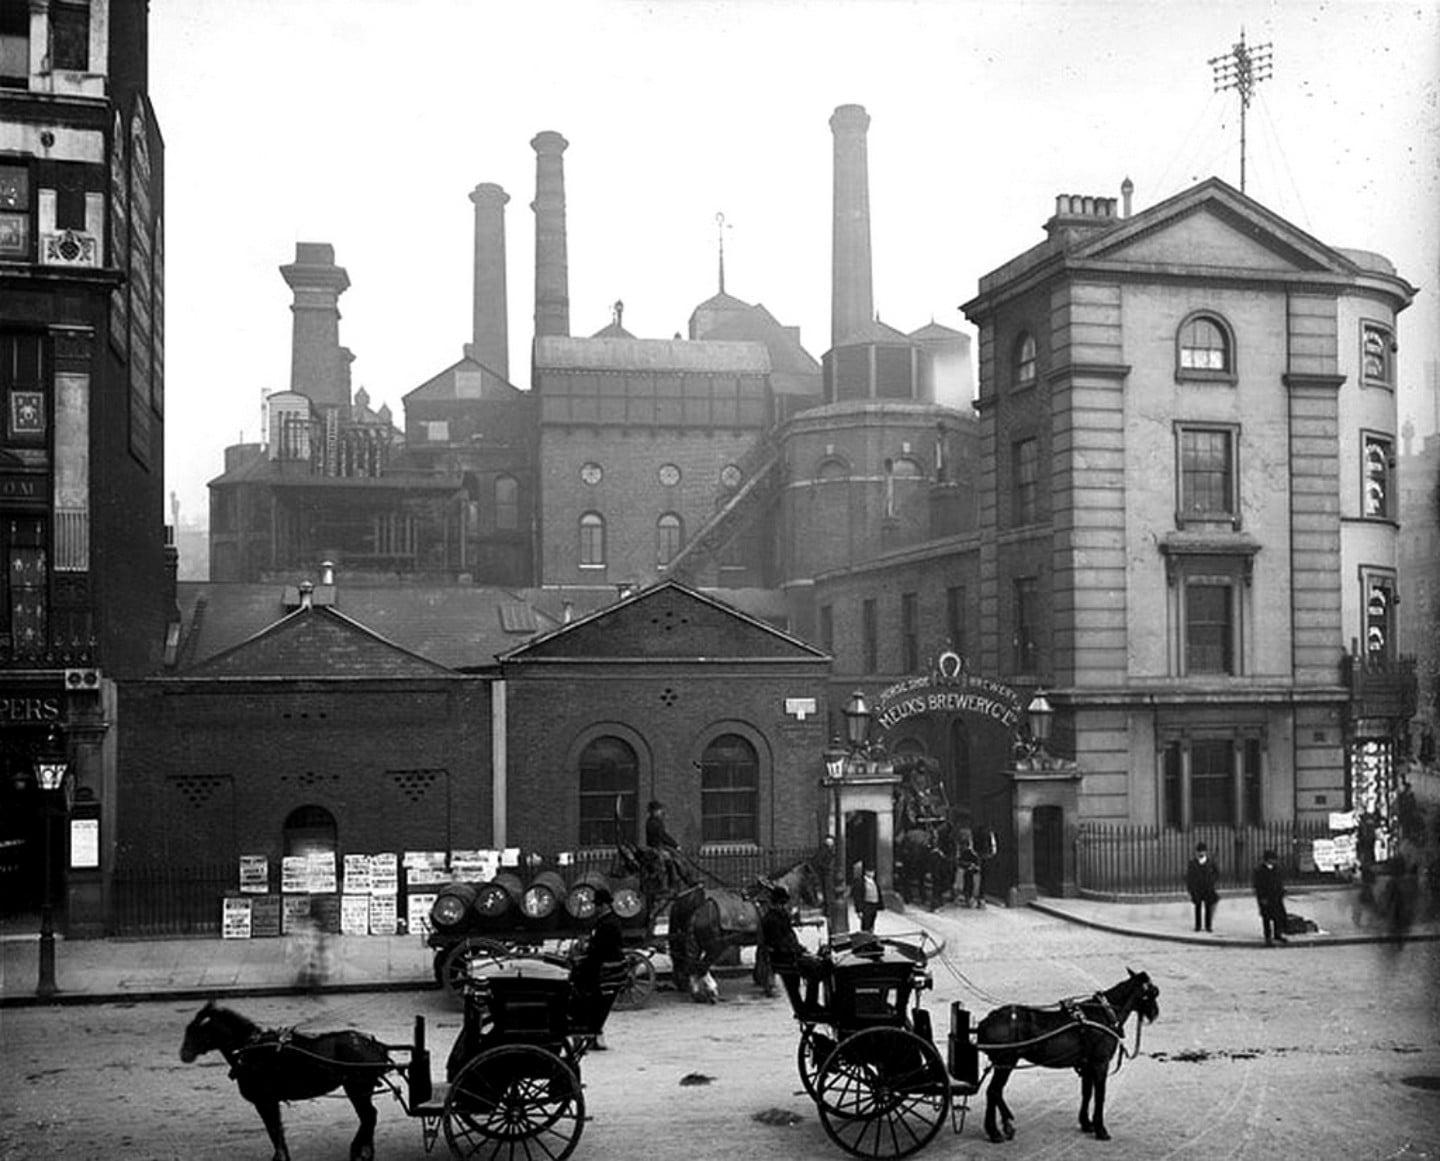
[1078,1067,1094,1133]
[254,1099,290,1161]
[984,1064,1016,1143]
[345,1078,379,1161]
[1091,1065,1110,1141]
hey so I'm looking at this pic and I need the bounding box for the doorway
[844,810,878,879]
[1033,804,1065,897]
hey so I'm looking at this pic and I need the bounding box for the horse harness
[980,990,1142,1074]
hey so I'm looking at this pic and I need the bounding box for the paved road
[2,903,1436,1160]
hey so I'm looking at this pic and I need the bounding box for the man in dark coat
[1252,849,1287,946]
[571,888,625,1048]
[760,884,828,1010]
[1185,841,1220,932]
[645,800,681,889]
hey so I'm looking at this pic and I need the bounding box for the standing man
[571,887,624,1049]
[1252,849,1287,946]
[851,863,881,933]
[1185,841,1220,933]
[812,834,836,913]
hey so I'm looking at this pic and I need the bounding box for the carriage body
[777,936,978,1161]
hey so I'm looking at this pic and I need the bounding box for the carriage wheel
[815,1027,951,1160]
[443,1044,585,1160]
[441,938,511,1004]
[613,949,656,1010]
[796,1024,834,1103]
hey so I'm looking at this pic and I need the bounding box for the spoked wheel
[815,1027,952,1160]
[796,1023,838,1103]
[441,938,511,1004]
[613,949,656,1010]
[443,1044,585,1160]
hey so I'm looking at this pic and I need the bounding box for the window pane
[1180,429,1233,515]
[1362,325,1392,384]
[657,513,682,565]
[1185,583,1233,673]
[1163,742,1183,828]
[495,476,518,530]
[701,734,757,844]
[1363,436,1391,519]
[579,513,604,566]
[1015,333,1036,385]
[579,737,638,847]
[1180,317,1228,371]
[1190,740,1234,826]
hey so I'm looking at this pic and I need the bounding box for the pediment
[186,606,454,678]
[501,580,826,663]
[1077,179,1353,276]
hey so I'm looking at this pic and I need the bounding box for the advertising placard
[369,894,398,935]
[221,896,252,939]
[281,856,309,894]
[369,852,398,895]
[70,818,100,869]
[282,894,314,933]
[407,892,437,935]
[307,852,337,894]
[250,894,282,938]
[343,854,372,895]
[239,855,269,893]
[404,851,450,886]
[340,894,371,935]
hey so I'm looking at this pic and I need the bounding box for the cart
[392,951,626,1159]
[776,933,980,1159]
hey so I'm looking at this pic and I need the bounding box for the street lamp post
[822,736,849,935]
[34,756,70,999]
[1025,689,1054,761]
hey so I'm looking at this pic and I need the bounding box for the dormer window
[1177,314,1234,379]
[1014,332,1036,388]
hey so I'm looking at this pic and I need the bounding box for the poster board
[70,818,100,869]
[370,852,398,895]
[221,896,252,939]
[307,853,337,894]
[282,894,314,933]
[404,851,449,887]
[341,894,371,935]
[343,854,372,895]
[407,892,437,936]
[239,855,269,893]
[250,894,282,938]
[281,856,309,894]
[369,893,398,935]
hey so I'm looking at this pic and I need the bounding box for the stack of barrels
[430,864,646,936]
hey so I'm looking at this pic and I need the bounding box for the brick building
[0,0,168,937]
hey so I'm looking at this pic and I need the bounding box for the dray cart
[776,934,981,1159]
[392,953,625,1159]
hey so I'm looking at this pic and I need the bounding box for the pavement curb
[0,977,440,1010]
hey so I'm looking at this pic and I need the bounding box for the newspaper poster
[307,852,338,894]
[221,896,252,939]
[369,852,398,895]
[250,894,282,938]
[451,849,498,882]
[281,856,309,893]
[239,854,269,894]
[407,892,437,935]
[282,894,314,933]
[369,893,398,935]
[340,894,371,935]
[343,854,372,895]
[404,851,450,886]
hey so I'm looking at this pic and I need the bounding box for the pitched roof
[534,335,771,374]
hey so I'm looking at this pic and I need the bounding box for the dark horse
[618,845,821,1001]
[975,968,1160,1143]
[180,1000,393,1161]
[896,821,957,910]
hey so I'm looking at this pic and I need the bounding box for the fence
[1075,821,1333,897]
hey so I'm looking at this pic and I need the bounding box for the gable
[186,607,455,678]
[403,360,520,405]
[1091,205,1322,272]
[501,581,827,663]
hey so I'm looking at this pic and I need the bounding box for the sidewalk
[3,883,1435,1008]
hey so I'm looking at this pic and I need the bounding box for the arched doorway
[283,804,337,859]
[845,810,879,880]
[1033,804,1065,897]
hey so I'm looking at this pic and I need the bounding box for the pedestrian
[957,840,982,908]
[759,884,830,1011]
[812,833,836,911]
[851,862,881,932]
[1185,841,1220,932]
[570,887,624,1049]
[1252,848,1288,946]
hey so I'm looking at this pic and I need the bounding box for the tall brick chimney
[465,182,510,379]
[830,104,874,349]
[531,131,570,339]
[279,242,351,409]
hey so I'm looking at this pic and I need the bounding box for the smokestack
[830,104,874,349]
[466,182,510,379]
[531,131,571,339]
[280,243,351,409]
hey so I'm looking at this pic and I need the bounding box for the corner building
[962,180,1416,832]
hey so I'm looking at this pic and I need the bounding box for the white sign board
[281,856,309,893]
[407,892,437,935]
[369,852,398,895]
[239,854,269,893]
[69,818,99,869]
[369,894,398,935]
[343,854,372,895]
[222,896,252,939]
[340,894,371,935]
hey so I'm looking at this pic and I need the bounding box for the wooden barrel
[521,870,568,926]
[611,877,646,923]
[473,872,523,921]
[564,870,611,921]
[429,881,478,930]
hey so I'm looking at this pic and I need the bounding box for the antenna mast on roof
[1209,29,1273,194]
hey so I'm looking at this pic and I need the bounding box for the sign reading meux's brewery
[874,649,1022,731]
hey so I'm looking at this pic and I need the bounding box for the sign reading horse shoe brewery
[873,649,1023,732]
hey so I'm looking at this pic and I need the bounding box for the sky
[148,0,1440,531]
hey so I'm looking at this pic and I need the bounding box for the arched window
[578,736,638,847]
[700,733,758,844]
[1177,314,1233,374]
[283,804,337,859]
[494,475,519,531]
[579,512,605,568]
[656,512,683,566]
[1014,332,1037,387]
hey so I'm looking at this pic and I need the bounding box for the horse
[896,821,957,910]
[974,968,1160,1144]
[179,1000,393,1161]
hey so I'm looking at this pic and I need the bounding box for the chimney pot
[320,560,335,586]
[1121,177,1134,218]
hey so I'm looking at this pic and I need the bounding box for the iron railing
[1075,821,1333,896]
